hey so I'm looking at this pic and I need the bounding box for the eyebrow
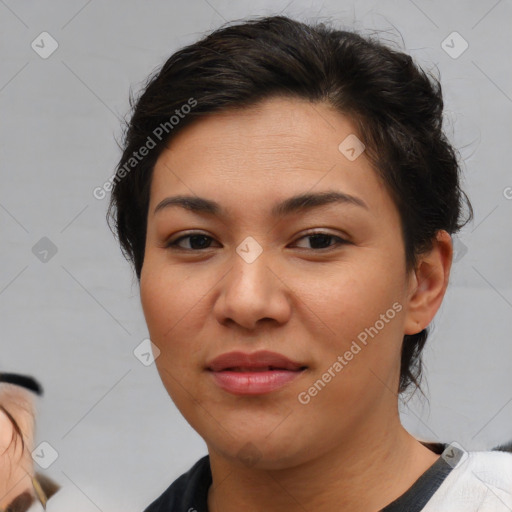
[153,191,369,218]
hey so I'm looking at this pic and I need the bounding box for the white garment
[422,450,512,511]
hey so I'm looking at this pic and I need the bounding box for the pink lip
[206,350,305,372]
[210,369,305,395]
[206,350,307,395]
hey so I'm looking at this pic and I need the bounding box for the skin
[140,96,453,512]
[0,385,36,508]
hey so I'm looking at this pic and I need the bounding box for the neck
[207,417,439,512]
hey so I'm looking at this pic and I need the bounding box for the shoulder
[467,450,512,493]
[142,455,211,512]
[423,449,512,512]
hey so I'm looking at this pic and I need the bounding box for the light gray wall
[1,1,511,510]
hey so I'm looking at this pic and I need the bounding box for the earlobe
[403,230,453,335]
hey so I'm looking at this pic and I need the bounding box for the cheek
[139,259,206,359]
[297,261,405,375]
[296,272,405,416]
[297,259,399,328]
[140,262,207,408]
[141,255,185,324]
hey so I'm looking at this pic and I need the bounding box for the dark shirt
[143,442,462,512]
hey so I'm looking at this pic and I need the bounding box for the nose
[213,248,291,330]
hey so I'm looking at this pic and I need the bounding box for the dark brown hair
[107,15,473,396]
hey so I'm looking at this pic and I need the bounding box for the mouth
[206,350,307,372]
[208,368,307,395]
[206,350,308,395]
[218,366,308,372]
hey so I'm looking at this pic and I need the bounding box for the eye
[165,231,349,251]
[166,232,218,250]
[292,231,349,250]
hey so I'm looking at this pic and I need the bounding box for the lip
[206,350,307,395]
[206,350,306,372]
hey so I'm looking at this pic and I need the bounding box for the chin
[204,423,314,470]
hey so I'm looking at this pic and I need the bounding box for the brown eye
[165,231,349,252]
[166,233,218,250]
[293,232,349,250]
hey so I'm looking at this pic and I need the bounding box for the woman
[0,373,60,511]
[107,15,512,512]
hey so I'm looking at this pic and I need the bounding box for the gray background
[1,0,511,510]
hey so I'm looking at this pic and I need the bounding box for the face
[0,386,36,505]
[140,96,420,469]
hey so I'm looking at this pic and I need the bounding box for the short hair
[107,15,473,396]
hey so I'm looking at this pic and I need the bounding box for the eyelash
[165,231,350,252]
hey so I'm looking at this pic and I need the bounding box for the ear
[403,230,453,335]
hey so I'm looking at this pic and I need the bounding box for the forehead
[161,96,352,167]
[149,96,394,222]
